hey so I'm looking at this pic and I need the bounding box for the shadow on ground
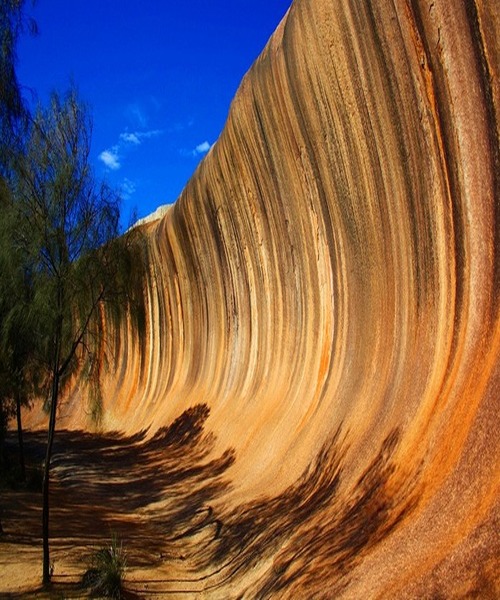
[2,410,420,598]
[1,404,235,597]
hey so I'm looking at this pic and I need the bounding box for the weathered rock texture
[30,0,499,597]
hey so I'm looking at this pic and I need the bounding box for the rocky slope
[30,0,499,597]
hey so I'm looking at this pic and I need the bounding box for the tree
[0,1,144,567]
[12,87,139,585]
[0,0,37,482]
[0,0,36,168]
[0,207,36,481]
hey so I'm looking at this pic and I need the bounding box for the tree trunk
[16,392,25,482]
[42,366,59,586]
[0,401,3,537]
[0,399,6,471]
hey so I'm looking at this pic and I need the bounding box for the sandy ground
[1,417,234,599]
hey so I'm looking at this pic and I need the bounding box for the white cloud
[141,129,162,139]
[179,141,213,159]
[99,147,120,170]
[195,141,211,154]
[119,129,162,146]
[120,178,136,200]
[99,129,163,171]
[120,132,140,145]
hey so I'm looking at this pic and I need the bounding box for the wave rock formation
[31,0,499,597]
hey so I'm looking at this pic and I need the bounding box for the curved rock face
[43,0,499,596]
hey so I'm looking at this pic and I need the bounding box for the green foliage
[0,0,36,169]
[0,0,36,478]
[7,88,147,409]
[0,189,38,472]
[10,88,128,392]
[83,534,127,598]
[0,0,148,588]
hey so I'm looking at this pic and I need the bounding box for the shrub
[83,534,127,598]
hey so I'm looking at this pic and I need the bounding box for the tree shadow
[190,427,421,597]
[3,412,421,598]
[1,404,235,594]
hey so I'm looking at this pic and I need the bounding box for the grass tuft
[83,534,127,598]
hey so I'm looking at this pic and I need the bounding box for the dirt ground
[2,410,498,599]
[1,407,235,599]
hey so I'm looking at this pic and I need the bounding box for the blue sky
[17,0,291,226]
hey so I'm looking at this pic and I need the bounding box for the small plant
[83,534,127,598]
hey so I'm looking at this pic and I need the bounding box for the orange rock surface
[20,0,499,597]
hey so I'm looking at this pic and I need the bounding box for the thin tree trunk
[16,392,25,482]
[42,365,60,586]
[0,401,5,471]
[0,400,4,536]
